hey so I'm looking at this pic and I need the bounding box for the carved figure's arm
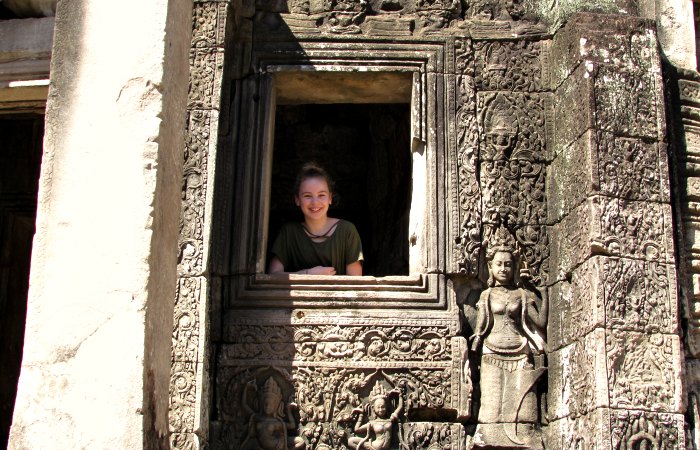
[285,402,298,430]
[470,290,489,351]
[391,392,404,421]
[242,380,256,416]
[352,408,369,434]
[527,286,548,329]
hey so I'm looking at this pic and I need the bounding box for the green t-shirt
[271,220,363,275]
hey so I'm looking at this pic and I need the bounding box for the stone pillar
[8,0,192,448]
[546,13,686,448]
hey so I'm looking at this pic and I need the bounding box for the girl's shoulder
[334,219,358,233]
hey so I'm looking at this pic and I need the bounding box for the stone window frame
[226,38,455,308]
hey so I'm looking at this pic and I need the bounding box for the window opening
[268,103,412,276]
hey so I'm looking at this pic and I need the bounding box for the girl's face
[295,176,332,222]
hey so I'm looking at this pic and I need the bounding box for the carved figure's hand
[306,266,337,275]
[470,335,481,352]
[351,407,364,415]
[519,268,532,282]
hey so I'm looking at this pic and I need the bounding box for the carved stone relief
[455,37,481,277]
[216,365,467,449]
[171,2,686,449]
[606,331,681,413]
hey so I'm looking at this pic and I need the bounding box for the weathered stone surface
[548,131,670,223]
[549,196,674,280]
[8,0,192,448]
[548,329,607,422]
[550,257,677,351]
[606,331,682,413]
[546,408,685,449]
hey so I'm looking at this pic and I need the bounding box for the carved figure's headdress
[485,225,519,261]
[261,377,283,401]
[369,381,389,403]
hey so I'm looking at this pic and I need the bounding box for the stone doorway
[0,114,43,448]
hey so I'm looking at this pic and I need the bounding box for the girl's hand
[305,266,336,275]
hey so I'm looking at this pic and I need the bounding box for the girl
[268,163,363,276]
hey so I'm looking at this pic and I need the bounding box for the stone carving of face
[263,393,282,416]
[489,251,514,286]
[372,398,388,418]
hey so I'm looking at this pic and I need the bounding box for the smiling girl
[268,163,363,276]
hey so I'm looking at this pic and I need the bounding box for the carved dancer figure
[241,377,306,450]
[471,225,548,448]
[348,383,403,450]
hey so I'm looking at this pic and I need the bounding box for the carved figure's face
[263,394,281,415]
[295,176,332,223]
[489,251,514,286]
[373,398,387,417]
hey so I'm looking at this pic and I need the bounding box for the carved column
[546,13,686,448]
[671,67,700,448]
[169,1,233,449]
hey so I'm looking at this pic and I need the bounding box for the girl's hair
[293,162,335,196]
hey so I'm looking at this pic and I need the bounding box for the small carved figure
[348,383,403,450]
[470,225,548,448]
[241,377,306,450]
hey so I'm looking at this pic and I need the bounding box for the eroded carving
[455,38,481,276]
[610,410,685,450]
[223,324,451,362]
[348,382,403,449]
[326,0,367,33]
[606,331,679,412]
[241,377,306,450]
[474,40,544,92]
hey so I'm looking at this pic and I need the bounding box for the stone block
[552,61,595,153]
[606,331,683,414]
[593,64,660,140]
[548,131,670,222]
[179,109,219,278]
[549,196,674,280]
[546,408,685,449]
[548,329,608,421]
[170,432,199,450]
[473,40,547,93]
[170,361,198,433]
[549,13,657,89]
[545,407,611,449]
[172,277,208,364]
[549,256,678,350]
[188,48,225,110]
[192,2,231,49]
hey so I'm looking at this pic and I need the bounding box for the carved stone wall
[170,1,688,449]
[546,14,685,449]
[671,66,700,448]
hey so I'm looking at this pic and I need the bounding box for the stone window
[222,40,451,307]
[268,74,412,277]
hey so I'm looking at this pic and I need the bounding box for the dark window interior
[268,103,411,276]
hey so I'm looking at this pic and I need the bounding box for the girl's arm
[346,261,362,276]
[269,256,336,275]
